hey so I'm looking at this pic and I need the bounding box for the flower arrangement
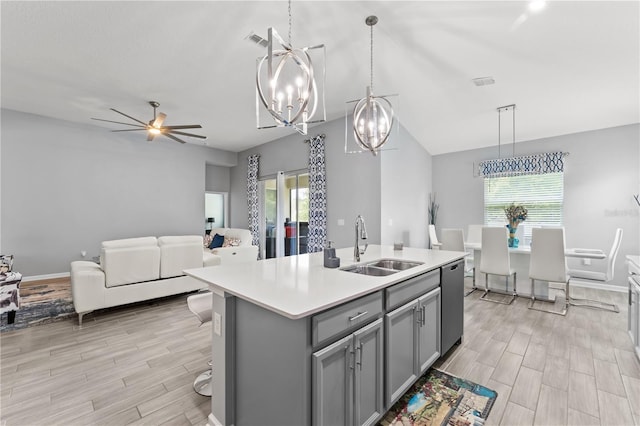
[504,203,528,229]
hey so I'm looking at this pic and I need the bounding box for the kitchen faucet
[354,215,368,262]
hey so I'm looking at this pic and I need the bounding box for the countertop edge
[185,247,466,320]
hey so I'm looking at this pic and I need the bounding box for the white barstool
[187,292,213,397]
[479,227,517,304]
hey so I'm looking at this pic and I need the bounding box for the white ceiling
[2,1,638,155]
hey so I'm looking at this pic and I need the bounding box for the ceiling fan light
[148,128,161,135]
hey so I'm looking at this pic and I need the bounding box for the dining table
[463,243,606,298]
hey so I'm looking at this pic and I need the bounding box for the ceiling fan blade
[147,132,156,142]
[164,133,187,144]
[161,124,203,130]
[168,130,207,139]
[91,118,146,128]
[152,112,167,128]
[110,108,148,126]
[111,129,147,132]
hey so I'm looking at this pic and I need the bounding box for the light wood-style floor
[1,279,638,426]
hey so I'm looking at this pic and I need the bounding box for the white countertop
[185,245,466,320]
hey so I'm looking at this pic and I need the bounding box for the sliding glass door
[260,171,309,259]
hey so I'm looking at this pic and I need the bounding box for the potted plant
[504,203,527,248]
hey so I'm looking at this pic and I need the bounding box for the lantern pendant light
[253,0,326,135]
[352,15,395,156]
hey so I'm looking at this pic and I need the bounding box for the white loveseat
[71,235,220,325]
[205,228,258,263]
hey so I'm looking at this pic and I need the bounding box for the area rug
[379,369,497,426]
[0,298,75,331]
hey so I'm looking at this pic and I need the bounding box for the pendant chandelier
[253,0,326,135]
[351,15,395,156]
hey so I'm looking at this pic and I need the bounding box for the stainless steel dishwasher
[441,259,464,355]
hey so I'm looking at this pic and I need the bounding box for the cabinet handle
[348,347,354,370]
[416,307,422,325]
[348,311,368,321]
[356,343,363,370]
[450,263,459,270]
[422,306,426,326]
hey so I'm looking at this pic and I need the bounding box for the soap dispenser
[324,241,340,268]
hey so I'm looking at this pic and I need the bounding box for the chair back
[428,224,439,248]
[605,228,623,281]
[529,227,567,283]
[466,224,483,245]
[480,227,511,276]
[441,228,465,251]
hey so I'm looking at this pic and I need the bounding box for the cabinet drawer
[386,269,440,310]
[312,291,383,347]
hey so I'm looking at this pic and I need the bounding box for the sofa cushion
[158,235,205,279]
[209,233,225,249]
[222,237,241,247]
[102,236,158,249]
[209,228,253,247]
[102,245,160,288]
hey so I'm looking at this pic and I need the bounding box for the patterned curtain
[247,155,260,253]
[307,134,327,253]
[478,151,566,178]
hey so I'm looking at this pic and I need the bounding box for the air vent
[472,76,495,86]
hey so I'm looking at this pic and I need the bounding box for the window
[484,172,564,244]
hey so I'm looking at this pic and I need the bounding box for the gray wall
[381,124,432,248]
[205,164,231,192]
[432,124,640,288]
[1,109,237,276]
[227,117,434,251]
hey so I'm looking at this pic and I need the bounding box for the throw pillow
[209,233,225,249]
[203,234,213,248]
[222,237,241,247]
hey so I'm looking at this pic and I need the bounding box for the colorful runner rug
[379,369,497,426]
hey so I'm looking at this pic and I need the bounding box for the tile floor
[1,280,638,425]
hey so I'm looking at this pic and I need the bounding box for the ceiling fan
[91,101,206,144]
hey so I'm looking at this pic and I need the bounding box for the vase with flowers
[504,203,528,248]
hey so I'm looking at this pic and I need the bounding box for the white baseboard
[21,272,70,282]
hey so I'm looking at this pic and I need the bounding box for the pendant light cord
[370,23,374,91]
[288,0,292,46]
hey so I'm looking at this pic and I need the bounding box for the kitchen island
[185,245,466,426]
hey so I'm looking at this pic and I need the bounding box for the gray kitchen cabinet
[313,318,384,426]
[385,287,441,406]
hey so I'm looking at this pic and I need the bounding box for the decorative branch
[428,193,439,225]
[634,194,640,206]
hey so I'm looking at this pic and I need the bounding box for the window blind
[484,172,564,244]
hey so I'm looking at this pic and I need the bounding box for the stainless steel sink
[340,258,424,276]
[367,259,423,271]
[340,265,398,276]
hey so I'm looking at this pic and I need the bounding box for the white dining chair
[465,224,484,296]
[479,226,517,304]
[440,228,465,251]
[528,227,569,315]
[428,224,441,250]
[567,228,622,312]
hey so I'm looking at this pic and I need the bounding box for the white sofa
[71,235,220,325]
[206,228,258,263]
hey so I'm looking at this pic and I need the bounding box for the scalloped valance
[478,151,567,178]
